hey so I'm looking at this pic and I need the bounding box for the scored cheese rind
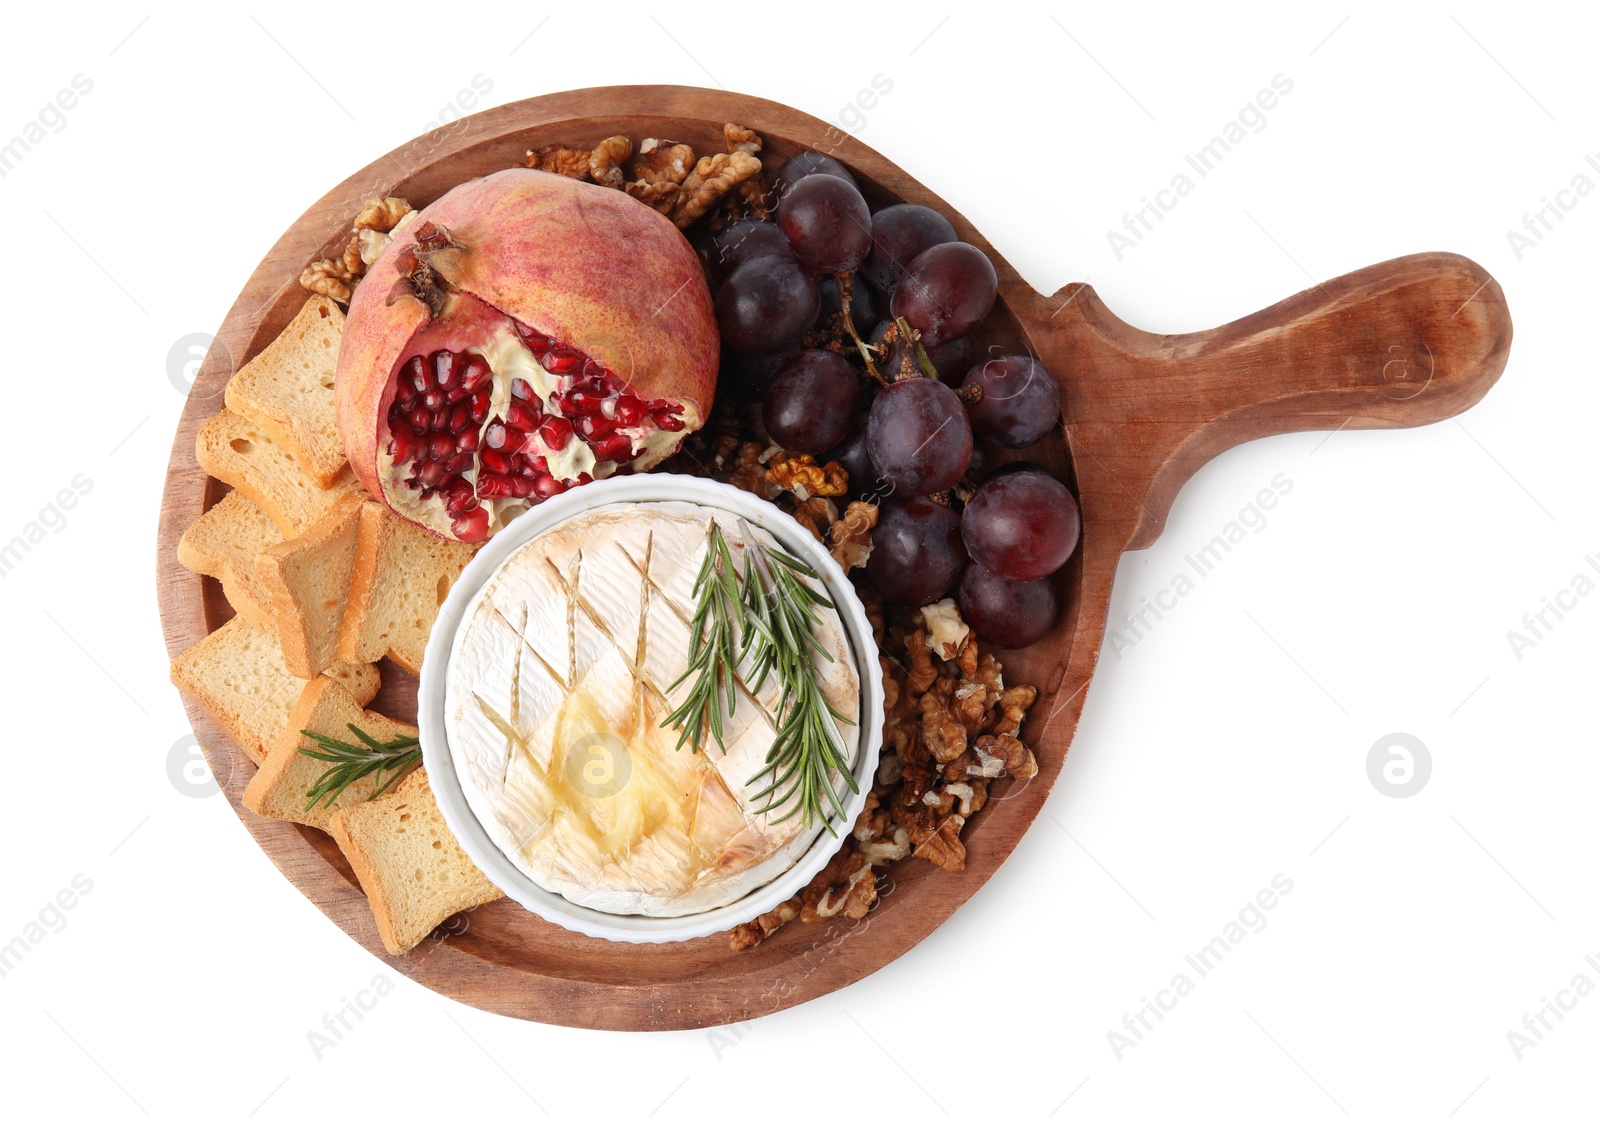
[444,502,861,917]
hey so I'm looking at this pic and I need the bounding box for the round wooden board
[157,86,1510,1030]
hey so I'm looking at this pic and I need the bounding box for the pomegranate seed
[428,433,455,461]
[396,386,419,413]
[404,356,429,394]
[539,417,574,449]
[480,448,511,473]
[510,377,535,402]
[581,358,609,381]
[451,509,489,542]
[423,389,445,410]
[506,401,540,431]
[447,482,477,511]
[543,349,582,375]
[569,390,606,414]
[613,397,645,427]
[388,422,417,463]
[534,473,563,498]
[418,460,447,488]
[470,390,491,421]
[509,475,536,497]
[578,414,616,440]
[592,433,634,463]
[514,452,550,476]
[446,451,474,474]
[484,422,508,450]
[428,409,448,430]
[654,409,685,431]
[431,350,454,389]
[409,406,431,433]
[575,472,594,486]
[476,472,513,498]
[449,404,470,433]
[455,429,477,452]
[459,357,492,394]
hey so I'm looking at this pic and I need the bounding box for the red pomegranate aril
[446,451,474,474]
[432,350,455,389]
[404,356,429,394]
[388,422,417,463]
[655,411,685,432]
[613,397,645,427]
[510,377,535,402]
[506,401,540,431]
[480,447,511,473]
[408,406,431,433]
[470,389,491,420]
[569,390,606,414]
[459,357,492,393]
[418,460,447,488]
[455,429,476,452]
[578,414,617,440]
[592,433,634,463]
[483,422,508,450]
[428,433,455,461]
[477,472,513,497]
[446,481,476,509]
[540,417,574,449]
[543,349,582,375]
[446,404,468,433]
[575,472,594,486]
[534,473,563,497]
[429,408,450,430]
[396,386,419,413]
[451,510,489,542]
[423,389,445,411]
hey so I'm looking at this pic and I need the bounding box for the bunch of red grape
[707,153,1080,650]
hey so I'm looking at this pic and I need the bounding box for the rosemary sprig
[661,523,743,753]
[298,726,421,811]
[738,522,858,834]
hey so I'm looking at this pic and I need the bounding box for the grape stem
[833,272,887,386]
[893,316,941,383]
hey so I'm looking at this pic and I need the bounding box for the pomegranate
[336,169,718,542]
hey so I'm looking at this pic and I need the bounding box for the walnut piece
[975,733,1038,780]
[624,181,679,215]
[828,500,877,572]
[589,135,632,189]
[920,691,968,764]
[339,234,364,276]
[300,258,354,303]
[992,684,1036,739]
[905,628,938,696]
[670,150,763,229]
[633,139,697,185]
[724,122,762,157]
[353,196,414,232]
[792,497,839,543]
[921,598,972,662]
[523,145,592,179]
[729,898,800,951]
[767,453,848,501]
[798,849,876,923]
[891,791,967,872]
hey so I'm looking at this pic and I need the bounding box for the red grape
[864,497,967,607]
[770,152,857,203]
[964,355,1062,448]
[716,254,819,355]
[720,348,794,403]
[862,204,957,295]
[958,563,1059,649]
[763,350,860,453]
[818,274,879,331]
[962,469,1080,581]
[890,242,998,346]
[779,174,873,274]
[825,414,875,487]
[709,219,794,286]
[866,377,972,494]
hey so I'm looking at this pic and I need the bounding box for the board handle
[1040,251,1512,549]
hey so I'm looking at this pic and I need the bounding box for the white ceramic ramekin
[417,473,884,943]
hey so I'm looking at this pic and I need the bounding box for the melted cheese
[443,502,861,916]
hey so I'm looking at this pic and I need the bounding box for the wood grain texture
[155,85,1512,1031]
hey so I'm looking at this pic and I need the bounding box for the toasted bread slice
[328,769,503,955]
[224,295,348,487]
[242,676,417,833]
[338,500,477,675]
[176,491,281,631]
[169,618,380,767]
[256,493,365,678]
[196,409,361,537]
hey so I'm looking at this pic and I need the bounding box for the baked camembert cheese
[444,502,861,916]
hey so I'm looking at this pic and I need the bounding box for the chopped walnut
[792,497,839,542]
[880,657,902,720]
[920,691,968,764]
[670,150,763,229]
[798,849,875,923]
[523,144,592,179]
[767,453,848,501]
[589,135,632,189]
[921,598,972,662]
[826,500,876,572]
[734,178,774,220]
[624,181,679,216]
[876,753,904,787]
[905,628,938,696]
[300,258,354,303]
[892,791,967,872]
[974,733,1038,780]
[633,138,697,185]
[954,635,980,678]
[339,234,364,276]
[353,196,414,231]
[859,825,910,867]
[724,123,762,157]
[729,898,800,951]
[728,441,778,500]
[993,684,1036,739]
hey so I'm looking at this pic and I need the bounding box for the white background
[2,2,1594,1127]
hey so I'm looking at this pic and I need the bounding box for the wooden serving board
[156,85,1512,1031]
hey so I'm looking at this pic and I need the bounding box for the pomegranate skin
[337,168,719,537]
